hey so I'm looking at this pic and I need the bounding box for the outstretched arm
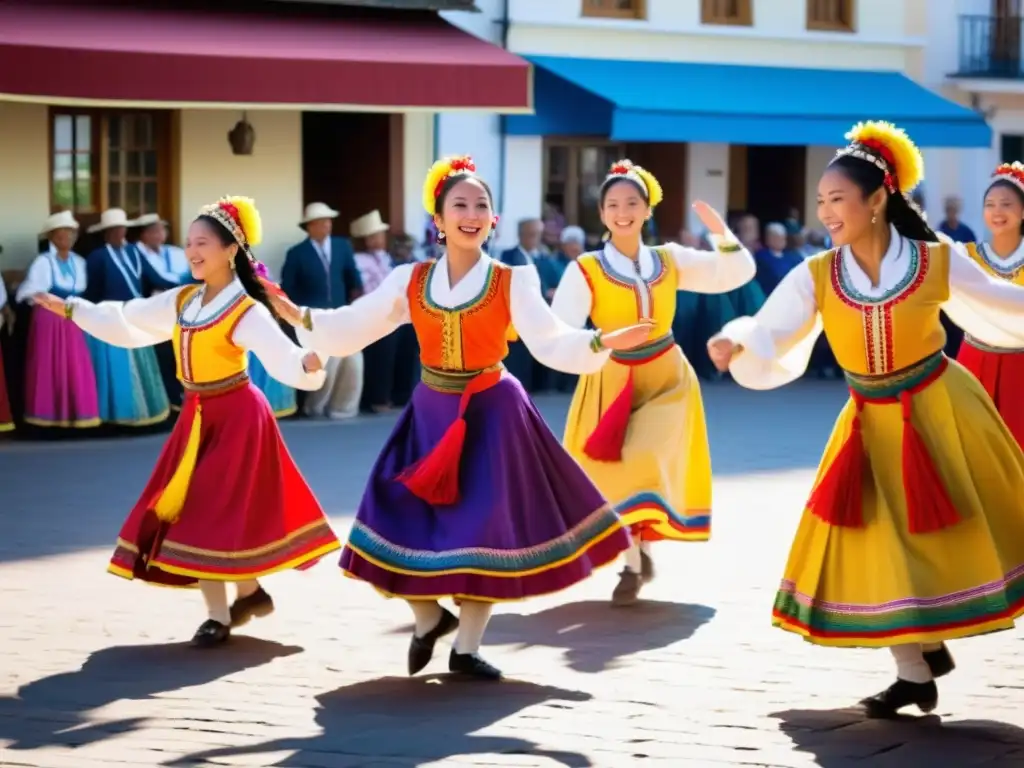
[35,288,183,348]
[943,242,1024,348]
[232,303,326,391]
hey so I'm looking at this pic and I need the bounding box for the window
[581,0,646,20]
[701,0,752,26]
[49,109,169,220]
[806,0,855,32]
[543,141,625,237]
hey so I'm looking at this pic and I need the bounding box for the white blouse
[15,252,88,304]
[66,279,326,391]
[551,233,755,328]
[717,225,1024,390]
[297,255,613,375]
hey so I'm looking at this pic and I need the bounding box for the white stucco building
[442,0,990,247]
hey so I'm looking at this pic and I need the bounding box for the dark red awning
[0,0,531,111]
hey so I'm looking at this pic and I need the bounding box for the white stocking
[453,601,492,654]
[199,581,230,625]
[623,543,642,573]
[407,599,443,637]
[890,643,933,683]
[236,579,260,599]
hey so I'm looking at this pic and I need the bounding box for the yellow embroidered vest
[576,247,678,337]
[964,241,1024,286]
[807,241,950,376]
[173,285,256,385]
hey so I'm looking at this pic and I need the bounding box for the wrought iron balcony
[956,14,1024,79]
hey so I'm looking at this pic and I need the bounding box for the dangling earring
[871,212,877,225]
[438,232,446,241]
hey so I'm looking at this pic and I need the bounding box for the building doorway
[729,144,807,230]
[301,112,404,235]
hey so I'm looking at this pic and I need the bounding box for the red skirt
[108,380,340,586]
[0,344,11,433]
[958,341,1024,448]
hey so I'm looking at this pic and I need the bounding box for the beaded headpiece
[604,159,664,208]
[832,121,924,195]
[197,196,270,278]
[990,162,1024,195]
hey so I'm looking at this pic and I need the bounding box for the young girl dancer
[707,121,1024,717]
[34,196,340,647]
[551,160,755,605]
[267,156,649,679]
[954,162,1024,447]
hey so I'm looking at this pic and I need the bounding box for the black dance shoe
[923,644,956,678]
[611,569,642,606]
[229,586,275,628]
[449,649,502,680]
[191,619,230,648]
[408,608,459,675]
[860,678,938,718]
[640,551,656,584]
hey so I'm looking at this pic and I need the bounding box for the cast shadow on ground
[0,637,300,752]
[170,675,594,767]
[391,600,716,674]
[773,707,1024,767]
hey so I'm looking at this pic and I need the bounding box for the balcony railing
[957,14,1024,78]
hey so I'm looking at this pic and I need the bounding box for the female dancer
[267,156,649,679]
[707,121,1024,717]
[34,196,340,647]
[954,162,1024,447]
[15,211,101,432]
[551,160,755,606]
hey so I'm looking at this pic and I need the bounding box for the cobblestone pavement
[1,381,1023,767]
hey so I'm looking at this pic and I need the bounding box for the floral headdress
[197,195,272,279]
[990,161,1024,195]
[833,121,924,195]
[422,155,478,215]
[605,159,664,208]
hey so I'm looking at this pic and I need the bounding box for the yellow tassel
[153,403,202,524]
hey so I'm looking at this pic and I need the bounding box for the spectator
[938,195,976,242]
[389,233,420,407]
[351,210,397,414]
[754,222,804,296]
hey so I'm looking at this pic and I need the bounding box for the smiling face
[185,217,237,281]
[599,179,649,241]
[49,227,77,252]
[434,177,493,250]
[816,167,884,248]
[983,182,1024,239]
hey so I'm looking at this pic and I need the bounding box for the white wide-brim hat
[39,210,80,237]
[350,209,389,239]
[86,208,135,234]
[300,202,339,226]
[132,213,169,229]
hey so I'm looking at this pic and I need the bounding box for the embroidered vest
[807,241,950,376]
[576,247,677,337]
[406,260,514,372]
[172,285,255,385]
[964,241,1024,286]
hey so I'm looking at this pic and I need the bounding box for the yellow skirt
[775,360,1024,647]
[563,343,711,541]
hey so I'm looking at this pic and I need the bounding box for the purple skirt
[340,375,631,601]
[23,307,101,429]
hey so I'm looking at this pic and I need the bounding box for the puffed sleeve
[232,302,326,391]
[296,263,413,358]
[549,260,593,329]
[942,242,1024,348]
[712,262,823,390]
[14,257,52,304]
[510,266,611,375]
[67,287,183,348]
[663,230,756,293]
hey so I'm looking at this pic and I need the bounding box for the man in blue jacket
[282,202,364,419]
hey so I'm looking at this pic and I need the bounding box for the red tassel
[583,371,635,462]
[398,369,502,506]
[899,392,960,533]
[806,403,865,527]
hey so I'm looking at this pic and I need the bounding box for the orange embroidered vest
[173,284,255,385]
[406,259,515,372]
[806,241,950,376]
[576,247,678,336]
[964,241,1024,286]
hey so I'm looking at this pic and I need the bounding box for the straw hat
[86,208,135,234]
[132,213,169,229]
[300,202,339,226]
[350,210,389,239]
[39,210,80,237]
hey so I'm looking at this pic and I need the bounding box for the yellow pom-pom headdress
[423,155,477,215]
[198,195,263,249]
[834,121,924,195]
[605,159,663,208]
[990,161,1024,195]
